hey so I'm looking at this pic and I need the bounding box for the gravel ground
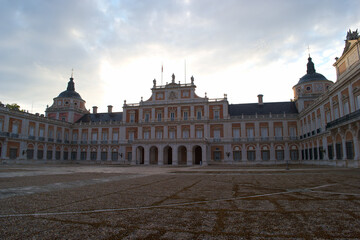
[0,164,360,239]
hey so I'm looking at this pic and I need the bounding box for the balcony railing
[48,138,54,142]
[81,140,88,144]
[101,140,108,144]
[71,141,78,144]
[326,109,360,129]
[28,136,36,140]
[0,132,9,137]
[38,137,45,141]
[10,133,19,138]
[112,140,119,144]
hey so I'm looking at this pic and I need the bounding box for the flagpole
[184,59,186,84]
[161,63,163,85]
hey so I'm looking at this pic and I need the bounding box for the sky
[0,0,359,114]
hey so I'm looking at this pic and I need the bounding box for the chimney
[257,94,264,105]
[92,106,98,114]
[107,105,113,113]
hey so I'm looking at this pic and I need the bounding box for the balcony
[101,140,108,144]
[81,140,88,144]
[0,132,9,137]
[91,141,97,144]
[57,139,62,143]
[64,140,69,144]
[247,137,255,142]
[112,140,119,144]
[28,136,36,140]
[233,138,241,142]
[48,138,54,142]
[326,109,360,129]
[71,141,78,144]
[10,133,19,138]
[311,130,315,136]
[38,137,45,141]
[316,128,321,134]
[213,138,221,142]
[275,137,283,141]
[261,137,269,141]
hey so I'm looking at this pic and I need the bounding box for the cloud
[0,0,359,113]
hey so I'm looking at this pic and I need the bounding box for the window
[145,113,150,122]
[73,133,78,141]
[92,132,97,141]
[82,132,87,141]
[102,132,108,141]
[343,101,349,115]
[157,113,162,122]
[233,128,240,138]
[144,131,150,139]
[0,120,3,131]
[262,150,270,161]
[326,112,331,123]
[39,128,44,137]
[57,131,62,141]
[48,129,53,138]
[156,131,162,139]
[289,127,296,138]
[170,112,175,121]
[130,114,135,123]
[214,129,221,139]
[276,150,284,160]
[275,127,282,139]
[183,111,188,120]
[214,150,221,161]
[247,128,254,140]
[112,132,118,141]
[214,110,220,120]
[196,129,203,139]
[334,107,339,119]
[261,127,268,139]
[64,132,68,141]
[169,130,176,139]
[129,132,134,141]
[233,151,241,161]
[81,152,86,160]
[12,123,18,134]
[290,150,298,160]
[197,111,202,120]
[29,126,35,136]
[183,129,189,138]
[247,151,255,161]
[355,95,360,110]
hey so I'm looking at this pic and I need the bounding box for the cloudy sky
[0,0,359,114]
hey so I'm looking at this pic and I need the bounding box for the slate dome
[296,57,328,85]
[57,77,83,100]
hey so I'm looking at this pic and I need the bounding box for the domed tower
[46,73,89,123]
[293,56,334,112]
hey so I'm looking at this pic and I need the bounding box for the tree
[6,103,21,111]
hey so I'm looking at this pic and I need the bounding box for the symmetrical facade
[1,31,359,167]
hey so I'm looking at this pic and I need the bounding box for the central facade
[0,30,359,166]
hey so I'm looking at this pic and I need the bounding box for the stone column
[255,143,261,161]
[172,145,178,165]
[1,141,8,160]
[348,84,356,113]
[338,92,344,117]
[322,136,329,160]
[186,145,192,166]
[332,137,337,160]
[202,144,208,166]
[342,135,347,160]
[353,133,359,160]
[131,145,137,165]
[158,145,164,165]
[242,143,247,161]
[144,145,150,165]
[270,143,275,161]
[86,147,91,161]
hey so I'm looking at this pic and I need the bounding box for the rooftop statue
[171,73,175,83]
[346,29,359,40]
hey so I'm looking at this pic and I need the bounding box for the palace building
[1,30,360,167]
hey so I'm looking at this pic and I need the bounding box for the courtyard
[0,163,360,239]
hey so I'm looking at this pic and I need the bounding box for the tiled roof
[228,102,298,116]
[76,112,123,123]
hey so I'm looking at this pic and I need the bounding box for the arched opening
[275,145,284,161]
[233,146,241,161]
[335,134,342,159]
[27,143,34,160]
[55,146,61,160]
[163,146,172,165]
[246,145,256,161]
[327,136,333,160]
[193,145,202,165]
[111,148,119,161]
[261,145,270,161]
[150,146,158,165]
[290,145,299,160]
[345,131,354,160]
[136,146,145,164]
[178,146,187,165]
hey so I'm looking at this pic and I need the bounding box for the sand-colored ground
[0,164,359,239]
